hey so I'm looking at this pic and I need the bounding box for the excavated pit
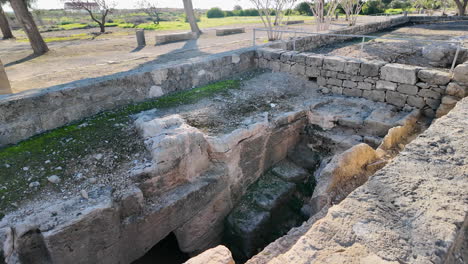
[0,71,429,264]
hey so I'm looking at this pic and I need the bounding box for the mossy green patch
[0,79,241,216]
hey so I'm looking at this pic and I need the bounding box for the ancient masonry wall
[0,50,256,147]
[256,47,467,118]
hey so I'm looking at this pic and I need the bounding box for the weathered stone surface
[305,66,320,77]
[309,143,378,215]
[376,80,397,91]
[357,82,373,90]
[362,90,385,102]
[417,69,451,85]
[216,27,245,36]
[342,80,357,88]
[271,160,309,183]
[381,64,419,85]
[419,88,441,99]
[287,144,322,171]
[343,60,360,75]
[255,97,468,264]
[322,56,346,72]
[425,98,441,109]
[446,82,467,98]
[327,78,342,86]
[360,60,386,77]
[317,77,327,86]
[305,54,324,67]
[343,88,363,97]
[155,32,196,45]
[386,91,407,107]
[435,103,456,118]
[396,84,418,95]
[330,86,343,95]
[185,245,234,264]
[406,95,425,108]
[441,95,459,105]
[453,63,468,83]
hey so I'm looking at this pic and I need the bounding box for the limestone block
[343,88,362,97]
[317,77,327,86]
[386,91,407,107]
[280,51,297,62]
[185,246,234,264]
[292,53,307,64]
[453,63,468,83]
[323,70,337,78]
[216,27,245,36]
[417,69,451,85]
[441,95,459,105]
[376,80,397,91]
[306,67,320,77]
[344,60,361,75]
[271,160,310,183]
[418,88,441,99]
[362,90,385,102]
[322,56,346,72]
[435,103,456,118]
[290,64,306,75]
[360,60,386,77]
[119,187,144,219]
[358,82,373,90]
[327,78,342,86]
[396,84,418,95]
[425,98,441,109]
[331,86,343,95]
[407,95,425,108]
[446,82,467,98]
[343,80,357,88]
[280,62,291,72]
[309,144,378,214]
[381,64,419,85]
[416,82,430,89]
[155,32,196,45]
[305,54,324,67]
[350,75,365,82]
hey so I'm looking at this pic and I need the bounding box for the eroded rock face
[247,97,468,264]
[185,245,235,264]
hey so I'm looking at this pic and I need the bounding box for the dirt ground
[309,21,468,68]
[0,16,390,93]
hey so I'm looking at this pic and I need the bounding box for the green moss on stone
[0,79,241,215]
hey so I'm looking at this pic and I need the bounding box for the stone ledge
[155,32,196,45]
[216,28,245,36]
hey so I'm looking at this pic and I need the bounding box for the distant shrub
[242,8,260,16]
[295,2,313,16]
[362,0,385,14]
[225,10,235,17]
[207,7,225,18]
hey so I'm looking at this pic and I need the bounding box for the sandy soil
[309,21,468,68]
[0,16,388,93]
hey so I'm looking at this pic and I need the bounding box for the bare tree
[308,0,341,31]
[0,0,14,39]
[250,0,297,41]
[182,0,201,35]
[136,0,160,24]
[341,0,364,26]
[64,0,116,33]
[454,0,467,15]
[10,0,48,55]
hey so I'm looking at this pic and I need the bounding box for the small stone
[22,167,29,171]
[89,177,97,184]
[29,181,40,188]
[94,154,103,160]
[47,175,61,184]
[45,160,51,164]
[81,190,89,199]
[270,103,277,108]
[55,166,62,170]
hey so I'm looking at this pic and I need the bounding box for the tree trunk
[182,0,201,35]
[454,0,467,16]
[99,23,105,33]
[10,0,48,55]
[0,4,14,39]
[0,59,12,95]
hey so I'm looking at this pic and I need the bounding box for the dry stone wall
[256,48,467,117]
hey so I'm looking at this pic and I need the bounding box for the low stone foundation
[155,32,196,45]
[216,28,245,36]
[256,48,468,118]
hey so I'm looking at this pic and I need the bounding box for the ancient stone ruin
[0,16,467,264]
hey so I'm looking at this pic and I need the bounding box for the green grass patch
[58,23,89,30]
[17,33,92,43]
[0,79,241,217]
